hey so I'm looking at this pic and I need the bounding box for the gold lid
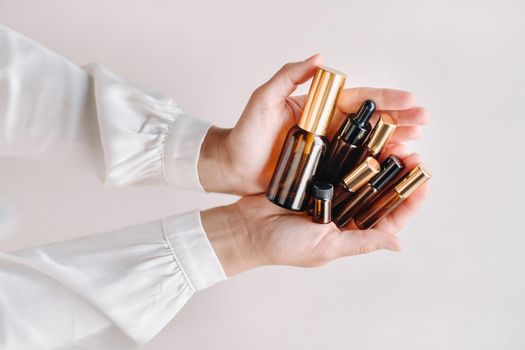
[395,163,432,198]
[342,157,381,192]
[298,66,347,136]
[366,114,397,155]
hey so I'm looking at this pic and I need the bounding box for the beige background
[1,0,524,349]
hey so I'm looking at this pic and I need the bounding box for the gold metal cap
[366,114,397,155]
[395,163,432,198]
[342,157,381,192]
[298,66,347,136]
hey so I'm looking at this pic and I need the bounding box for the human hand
[201,147,429,276]
[198,54,429,195]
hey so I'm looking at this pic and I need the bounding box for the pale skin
[198,54,430,276]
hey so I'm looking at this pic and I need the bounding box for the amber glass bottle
[354,164,432,229]
[312,182,333,224]
[320,100,375,185]
[333,155,404,228]
[266,66,346,211]
[353,114,397,166]
[332,157,380,208]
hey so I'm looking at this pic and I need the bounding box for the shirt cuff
[163,210,226,291]
[163,114,211,191]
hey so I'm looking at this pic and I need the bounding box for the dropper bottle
[321,100,376,185]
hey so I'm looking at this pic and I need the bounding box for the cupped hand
[202,147,430,276]
[198,54,429,195]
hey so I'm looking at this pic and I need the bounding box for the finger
[378,143,409,162]
[336,88,416,115]
[258,54,324,100]
[331,229,401,258]
[373,153,430,233]
[389,126,422,143]
[375,106,430,126]
[375,183,430,233]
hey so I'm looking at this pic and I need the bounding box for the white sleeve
[0,210,227,350]
[0,25,211,190]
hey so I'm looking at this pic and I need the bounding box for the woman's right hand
[197,54,429,196]
[201,150,429,276]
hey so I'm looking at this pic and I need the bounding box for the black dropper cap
[369,155,405,190]
[312,182,334,200]
[339,100,375,145]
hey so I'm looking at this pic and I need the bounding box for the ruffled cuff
[9,210,226,345]
[163,210,226,291]
[88,64,211,189]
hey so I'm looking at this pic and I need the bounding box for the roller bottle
[333,155,405,228]
[354,164,431,229]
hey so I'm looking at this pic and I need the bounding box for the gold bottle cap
[395,163,432,198]
[366,114,398,155]
[342,157,381,192]
[298,66,347,136]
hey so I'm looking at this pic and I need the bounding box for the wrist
[200,202,259,276]
[198,126,237,193]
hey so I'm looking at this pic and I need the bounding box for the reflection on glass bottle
[266,66,346,211]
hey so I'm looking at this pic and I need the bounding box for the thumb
[257,54,324,100]
[333,229,401,258]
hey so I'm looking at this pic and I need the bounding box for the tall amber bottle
[266,66,346,211]
[333,155,405,227]
[353,114,397,166]
[320,100,375,185]
[354,164,432,229]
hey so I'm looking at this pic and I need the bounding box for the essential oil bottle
[312,182,334,224]
[320,100,375,185]
[333,155,405,228]
[266,66,346,211]
[353,114,397,166]
[332,157,380,208]
[354,164,431,229]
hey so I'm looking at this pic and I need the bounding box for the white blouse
[0,25,227,349]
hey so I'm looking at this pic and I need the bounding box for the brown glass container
[321,100,375,185]
[332,157,380,207]
[266,66,346,211]
[312,182,333,224]
[354,163,432,229]
[267,126,329,210]
[353,114,397,166]
[333,155,404,227]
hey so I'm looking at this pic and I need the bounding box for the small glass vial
[354,164,431,229]
[312,182,334,224]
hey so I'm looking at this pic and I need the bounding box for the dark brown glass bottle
[312,182,333,224]
[332,157,380,208]
[354,164,431,229]
[333,155,404,228]
[266,66,346,211]
[320,100,375,185]
[353,114,398,166]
